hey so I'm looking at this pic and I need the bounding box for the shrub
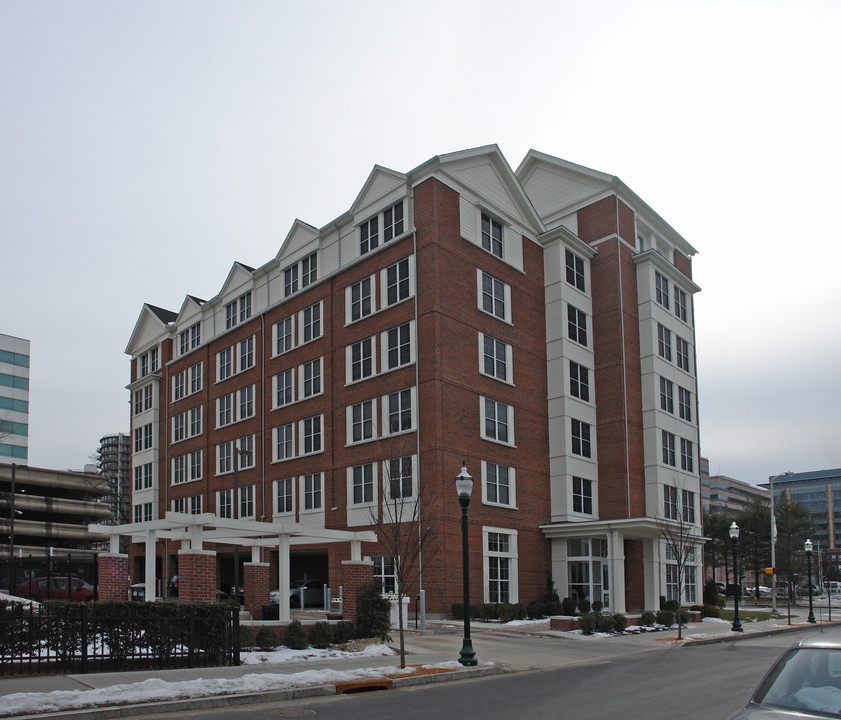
[255,625,279,651]
[596,613,615,633]
[592,600,603,613]
[662,599,680,613]
[678,609,690,626]
[527,599,547,619]
[561,597,577,616]
[577,598,591,614]
[497,603,515,622]
[239,625,255,650]
[640,610,656,627]
[355,581,390,641]
[308,621,332,649]
[656,609,675,627]
[331,620,356,644]
[283,620,308,650]
[545,597,562,616]
[579,612,597,635]
[703,579,721,607]
[702,604,721,619]
[613,613,628,633]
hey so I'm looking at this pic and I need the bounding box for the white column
[144,530,156,602]
[643,538,660,611]
[609,530,626,614]
[277,534,291,622]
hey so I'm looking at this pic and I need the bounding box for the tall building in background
[700,456,770,511]
[768,469,841,554]
[124,145,702,613]
[98,433,132,544]
[0,334,29,463]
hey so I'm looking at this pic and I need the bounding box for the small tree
[356,581,391,641]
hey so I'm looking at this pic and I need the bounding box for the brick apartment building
[122,145,701,615]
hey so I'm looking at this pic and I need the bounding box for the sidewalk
[1,607,837,720]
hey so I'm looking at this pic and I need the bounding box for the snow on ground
[240,642,395,665]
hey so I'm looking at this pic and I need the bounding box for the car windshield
[756,647,841,717]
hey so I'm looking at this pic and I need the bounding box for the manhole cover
[269,710,317,717]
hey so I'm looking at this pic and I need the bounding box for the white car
[269,579,326,608]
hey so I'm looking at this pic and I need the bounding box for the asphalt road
[124,629,817,720]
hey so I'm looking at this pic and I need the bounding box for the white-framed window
[217,488,232,519]
[239,385,254,419]
[172,413,185,443]
[274,422,294,461]
[238,484,255,519]
[218,347,233,381]
[386,388,413,435]
[349,336,374,382]
[384,257,411,306]
[172,497,185,514]
[189,406,202,437]
[383,201,404,242]
[189,450,202,481]
[360,215,379,255]
[226,291,251,329]
[237,435,255,469]
[676,336,691,372]
[138,347,158,378]
[571,419,591,458]
[666,564,680,602]
[350,277,373,322]
[568,305,587,346]
[484,527,518,604]
[664,484,679,520]
[189,362,202,394]
[173,371,185,401]
[172,455,186,485]
[372,556,397,594]
[360,201,405,256]
[662,430,676,467]
[682,489,696,523]
[684,565,697,604]
[217,441,232,475]
[678,386,692,422]
[275,315,294,355]
[134,462,152,490]
[275,369,294,408]
[680,437,694,472]
[565,249,585,292]
[573,476,593,514]
[301,415,323,455]
[349,399,375,444]
[479,271,509,321]
[301,302,322,343]
[301,251,317,288]
[385,322,412,370]
[655,271,670,309]
[239,336,255,371]
[134,384,153,414]
[482,397,512,445]
[133,423,153,453]
[179,322,201,355]
[302,472,322,511]
[274,477,294,515]
[351,463,375,505]
[657,324,672,361]
[481,212,503,258]
[483,461,514,507]
[284,263,299,297]
[660,377,674,413]
[302,358,321,398]
[189,494,202,515]
[480,334,511,383]
[569,361,589,402]
[218,393,232,427]
[387,456,413,500]
[674,286,688,322]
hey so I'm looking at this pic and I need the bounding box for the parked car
[797,584,824,597]
[727,632,841,718]
[746,586,772,598]
[827,581,841,595]
[14,577,95,602]
[166,575,178,597]
[269,579,326,608]
[716,581,726,595]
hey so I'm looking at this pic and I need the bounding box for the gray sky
[2,0,839,485]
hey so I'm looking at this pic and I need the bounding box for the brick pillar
[178,550,217,603]
[244,562,270,619]
[97,553,129,601]
[341,559,374,622]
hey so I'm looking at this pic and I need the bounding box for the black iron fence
[0,599,239,675]
[1,555,98,602]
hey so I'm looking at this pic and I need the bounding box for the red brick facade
[178,550,216,604]
[243,562,270,619]
[341,559,374,623]
[96,553,129,601]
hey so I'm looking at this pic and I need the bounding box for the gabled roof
[210,261,255,304]
[275,219,320,265]
[174,295,206,326]
[145,304,178,325]
[348,165,408,219]
[125,303,176,356]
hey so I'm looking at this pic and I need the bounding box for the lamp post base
[458,638,477,666]
[731,619,743,632]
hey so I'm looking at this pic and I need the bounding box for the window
[237,436,254,469]
[660,377,674,413]
[218,347,233,381]
[134,465,143,491]
[662,430,676,467]
[172,497,185,514]
[487,531,513,604]
[225,300,237,329]
[386,323,411,369]
[373,556,397,594]
[351,400,374,443]
[482,335,509,382]
[143,424,152,449]
[189,362,202,394]
[657,324,672,361]
[173,372,185,401]
[568,305,587,346]
[383,201,404,242]
[483,398,510,444]
[189,495,202,515]
[676,336,691,372]
[217,441,232,474]
[275,369,293,407]
[284,264,299,296]
[239,385,254,419]
[387,388,412,434]
[189,450,202,481]
[173,413,185,442]
[226,292,251,329]
[386,257,410,306]
[139,347,158,378]
[275,477,294,514]
[674,286,688,322]
[217,489,232,519]
[666,564,680,601]
[189,406,202,437]
[134,427,142,452]
[173,455,185,484]
[179,323,201,355]
[238,485,255,519]
[684,566,697,604]
[360,215,379,255]
[303,473,322,510]
[239,336,254,371]
[239,292,251,323]
[143,463,152,489]
[481,272,507,320]
[275,423,294,461]
[573,476,593,514]
[680,437,694,472]
[351,277,372,321]
[664,485,679,520]
[301,252,317,287]
[350,337,374,381]
[190,322,201,348]
[352,464,374,505]
[302,302,321,343]
[485,462,511,506]
[682,489,696,523]
[481,213,503,257]
[678,386,692,422]
[570,361,589,402]
[571,419,591,458]
[388,456,413,500]
[302,415,322,454]
[302,358,321,398]
[135,384,153,414]
[218,394,232,427]
[655,272,670,309]
[179,330,190,356]
[565,249,585,292]
[275,316,293,355]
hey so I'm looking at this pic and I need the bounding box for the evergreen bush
[527,599,547,619]
[640,610,656,626]
[656,609,675,627]
[592,600,603,613]
[613,613,628,632]
[331,620,356,644]
[703,579,721,607]
[596,613,615,633]
[239,626,255,650]
[255,626,279,651]
[702,604,721,619]
[577,598,591,614]
[561,597,577,616]
[579,612,597,634]
[355,581,390,641]
[283,619,308,650]
[308,621,332,649]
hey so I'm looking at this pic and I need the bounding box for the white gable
[217,262,255,301]
[125,306,171,356]
[276,220,320,266]
[175,296,204,327]
[350,166,407,220]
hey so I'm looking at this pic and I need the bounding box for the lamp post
[805,538,816,624]
[455,462,477,666]
[769,471,792,613]
[232,446,251,605]
[729,522,743,632]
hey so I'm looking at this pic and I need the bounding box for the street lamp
[455,462,477,666]
[729,522,743,632]
[805,538,816,624]
[232,446,251,605]
[769,471,792,613]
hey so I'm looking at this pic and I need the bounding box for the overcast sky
[2,0,839,485]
